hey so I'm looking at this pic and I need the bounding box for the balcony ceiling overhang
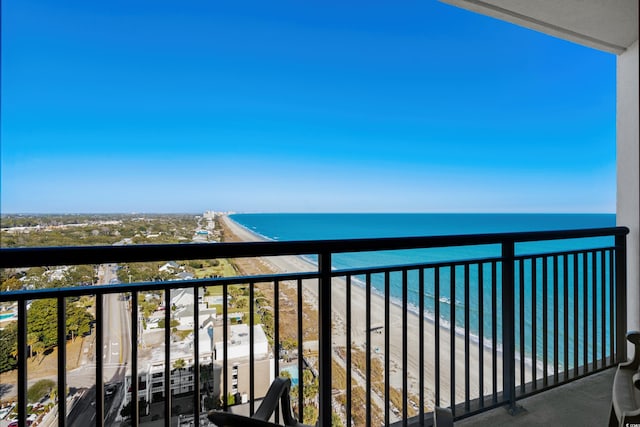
[440,0,638,54]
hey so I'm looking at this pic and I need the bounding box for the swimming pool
[280,365,299,386]
[0,312,16,321]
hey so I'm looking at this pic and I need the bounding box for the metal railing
[0,226,629,427]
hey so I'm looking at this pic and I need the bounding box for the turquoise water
[230,212,615,273]
[230,213,616,369]
[231,213,614,241]
[280,365,299,386]
[0,312,15,321]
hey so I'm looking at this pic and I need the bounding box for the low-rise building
[124,321,274,414]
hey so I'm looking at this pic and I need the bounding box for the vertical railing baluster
[435,267,441,407]
[193,284,200,427]
[250,283,255,416]
[542,257,548,386]
[164,287,171,427]
[223,283,228,410]
[274,280,280,422]
[17,299,27,427]
[344,276,351,427]
[563,255,569,381]
[403,269,408,425]
[573,254,579,378]
[582,251,589,375]
[297,278,305,423]
[532,258,537,389]
[131,291,139,427]
[553,255,559,385]
[615,234,627,363]
[601,250,607,369]
[385,271,390,426]
[478,263,485,407]
[592,251,597,370]
[419,268,425,424]
[318,251,333,426]
[96,294,104,427]
[365,272,372,427]
[58,296,66,427]
[464,264,470,412]
[450,265,456,415]
[609,249,615,365]
[491,262,497,405]
[501,240,517,413]
[518,259,525,394]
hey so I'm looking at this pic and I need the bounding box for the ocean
[229,212,615,267]
[230,213,616,369]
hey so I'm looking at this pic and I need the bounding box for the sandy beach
[222,215,511,413]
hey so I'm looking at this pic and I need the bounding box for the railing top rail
[0,226,628,268]
[0,271,318,302]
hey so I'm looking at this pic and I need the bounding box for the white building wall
[617,39,640,337]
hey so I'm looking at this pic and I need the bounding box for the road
[65,263,131,427]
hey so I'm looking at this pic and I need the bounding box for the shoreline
[222,214,520,407]
[226,214,547,374]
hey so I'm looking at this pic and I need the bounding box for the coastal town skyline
[1,0,616,214]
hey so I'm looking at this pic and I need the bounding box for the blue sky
[1,0,616,213]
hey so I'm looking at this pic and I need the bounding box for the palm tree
[173,358,186,395]
[27,333,38,359]
[32,341,45,364]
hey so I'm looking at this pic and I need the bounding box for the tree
[235,297,248,310]
[2,277,22,291]
[331,412,344,427]
[285,369,319,425]
[27,333,39,359]
[27,299,94,354]
[32,341,46,362]
[65,265,96,286]
[303,406,318,426]
[302,370,318,405]
[226,392,236,406]
[66,303,93,341]
[173,358,186,394]
[0,323,17,373]
[228,286,243,307]
[173,358,186,370]
[27,299,58,351]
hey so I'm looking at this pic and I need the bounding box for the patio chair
[609,331,640,427]
[208,377,309,427]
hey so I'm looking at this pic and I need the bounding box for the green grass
[195,259,238,281]
[194,267,217,279]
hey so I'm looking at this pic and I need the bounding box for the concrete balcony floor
[457,368,615,427]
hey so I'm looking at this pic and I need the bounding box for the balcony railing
[0,226,629,427]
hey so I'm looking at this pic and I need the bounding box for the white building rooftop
[214,323,269,361]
